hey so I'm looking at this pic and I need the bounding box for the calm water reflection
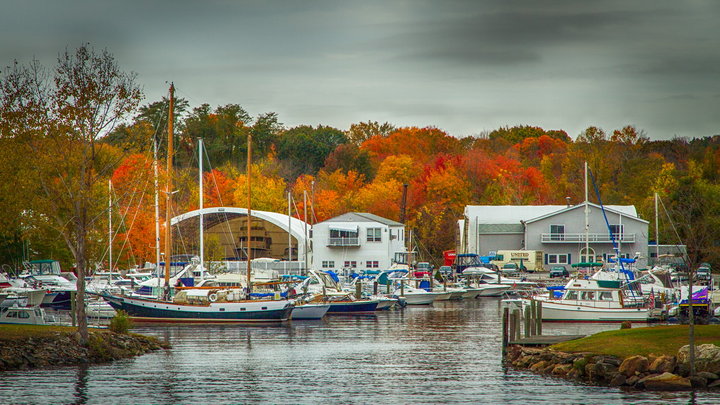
[1,299,716,404]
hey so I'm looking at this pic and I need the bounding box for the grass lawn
[0,324,76,340]
[551,325,720,359]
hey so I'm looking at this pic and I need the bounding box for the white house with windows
[311,212,407,272]
[460,203,649,269]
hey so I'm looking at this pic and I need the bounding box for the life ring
[208,293,218,302]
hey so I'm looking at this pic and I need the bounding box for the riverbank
[0,325,168,371]
[507,325,720,391]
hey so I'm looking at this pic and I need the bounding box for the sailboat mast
[584,161,589,263]
[199,137,204,278]
[246,133,252,295]
[108,179,112,272]
[655,192,660,262]
[303,190,308,275]
[164,83,175,294]
[288,191,292,262]
[154,125,161,275]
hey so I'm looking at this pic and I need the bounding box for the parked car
[696,266,712,281]
[549,266,570,278]
[501,263,520,277]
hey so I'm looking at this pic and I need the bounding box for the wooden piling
[70,291,76,327]
[373,281,378,295]
[502,307,509,356]
[400,280,405,296]
[512,309,521,341]
[535,301,543,336]
[524,304,531,338]
[355,281,362,299]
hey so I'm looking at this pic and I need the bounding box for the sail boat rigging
[101,84,294,323]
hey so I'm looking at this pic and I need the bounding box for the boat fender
[208,293,218,302]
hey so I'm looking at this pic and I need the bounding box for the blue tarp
[324,270,340,283]
[418,280,431,291]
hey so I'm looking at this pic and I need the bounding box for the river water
[1,298,717,404]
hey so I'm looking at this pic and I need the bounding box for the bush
[109,310,133,334]
[620,321,632,330]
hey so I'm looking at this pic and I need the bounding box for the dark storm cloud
[1,0,719,139]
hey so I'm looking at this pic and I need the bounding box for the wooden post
[512,309,521,341]
[535,301,543,336]
[530,300,537,336]
[508,309,516,346]
[386,282,390,294]
[355,280,362,299]
[524,304,531,338]
[400,280,405,296]
[502,307,509,356]
[70,291,77,327]
[373,281,378,295]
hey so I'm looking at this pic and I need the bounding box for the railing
[327,237,360,247]
[540,233,636,243]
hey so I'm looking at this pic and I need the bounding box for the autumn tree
[0,45,142,342]
[346,121,395,145]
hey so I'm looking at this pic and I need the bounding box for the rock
[697,371,719,381]
[677,344,720,374]
[609,373,627,387]
[689,376,707,389]
[543,364,556,375]
[648,355,676,374]
[552,364,572,377]
[619,355,649,377]
[566,367,582,380]
[530,360,548,372]
[708,379,720,389]
[626,375,640,386]
[640,372,692,391]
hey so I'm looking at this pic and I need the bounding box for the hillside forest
[1,46,719,273]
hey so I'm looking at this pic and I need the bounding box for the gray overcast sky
[2,0,719,140]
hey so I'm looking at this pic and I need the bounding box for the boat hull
[477,285,512,297]
[396,293,436,305]
[325,300,379,314]
[103,295,294,323]
[531,300,651,322]
[291,303,330,319]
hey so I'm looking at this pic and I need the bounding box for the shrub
[620,321,632,330]
[109,310,133,334]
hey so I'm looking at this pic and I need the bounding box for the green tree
[276,125,347,178]
[346,121,395,145]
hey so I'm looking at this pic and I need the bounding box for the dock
[509,335,585,347]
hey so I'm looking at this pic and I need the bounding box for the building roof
[465,203,644,225]
[171,207,309,241]
[524,202,647,224]
[318,212,404,227]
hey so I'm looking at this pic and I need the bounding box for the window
[367,228,382,242]
[367,261,379,268]
[344,261,357,268]
[565,291,578,300]
[599,292,613,301]
[609,224,624,240]
[550,225,565,241]
[321,261,335,268]
[547,254,569,264]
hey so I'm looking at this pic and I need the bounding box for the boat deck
[509,335,585,347]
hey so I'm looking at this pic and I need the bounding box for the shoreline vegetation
[0,325,168,372]
[507,325,720,391]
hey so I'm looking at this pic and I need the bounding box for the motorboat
[392,285,443,305]
[0,305,57,325]
[524,278,651,322]
[291,302,330,320]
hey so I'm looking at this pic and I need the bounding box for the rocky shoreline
[0,328,168,372]
[506,343,720,391]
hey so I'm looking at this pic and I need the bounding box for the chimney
[565,196,571,207]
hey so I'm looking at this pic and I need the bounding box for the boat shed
[171,207,309,263]
[461,203,649,270]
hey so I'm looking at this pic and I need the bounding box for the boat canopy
[571,262,603,268]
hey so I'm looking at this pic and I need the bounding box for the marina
[2,298,717,404]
